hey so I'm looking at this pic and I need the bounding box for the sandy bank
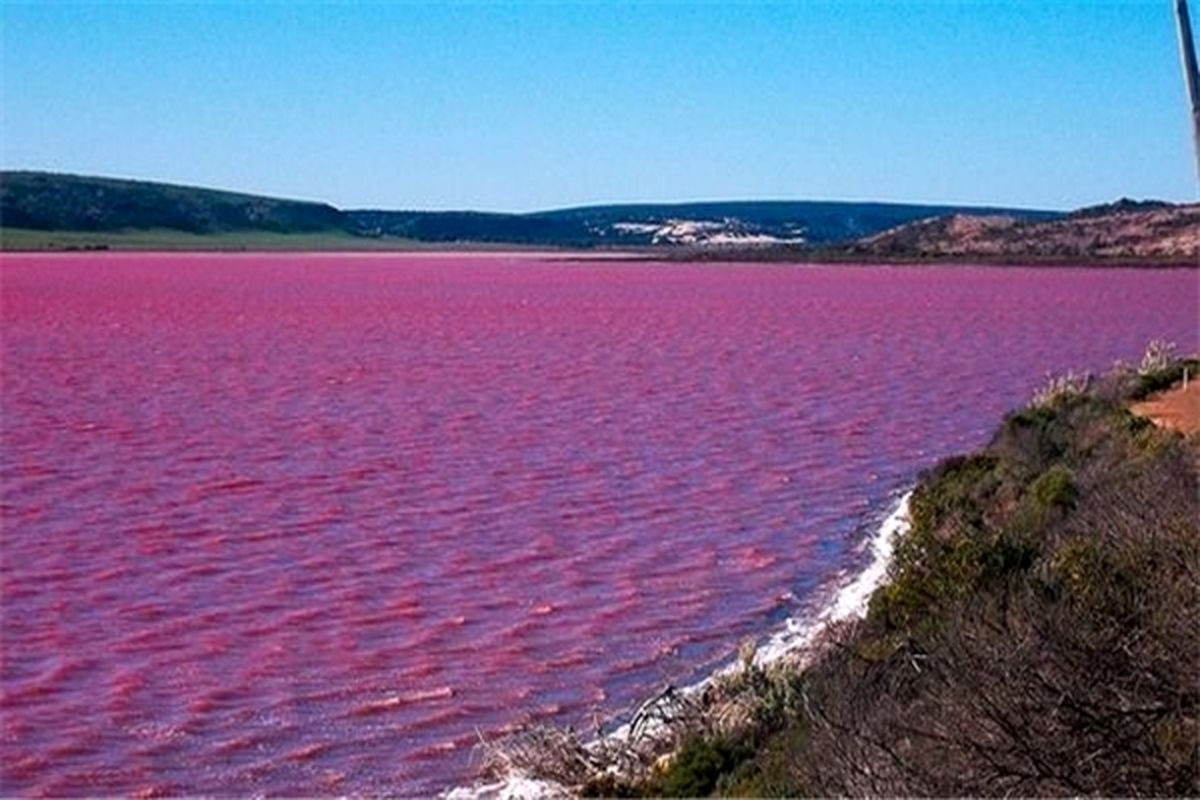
[1131,379,1200,435]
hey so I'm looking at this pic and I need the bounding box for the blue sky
[1,1,1196,211]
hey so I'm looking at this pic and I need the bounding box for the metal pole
[1177,0,1200,181]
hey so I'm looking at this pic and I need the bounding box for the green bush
[1132,357,1199,400]
[715,723,811,797]
[869,453,1018,631]
[1031,464,1077,509]
[907,453,1000,533]
[645,735,755,797]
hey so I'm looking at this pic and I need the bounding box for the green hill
[0,171,344,235]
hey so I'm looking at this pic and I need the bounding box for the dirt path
[1130,380,1200,435]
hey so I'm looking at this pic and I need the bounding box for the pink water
[1,254,1196,796]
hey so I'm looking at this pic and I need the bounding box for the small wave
[1,657,96,707]
[284,741,333,763]
[409,740,463,761]
[206,477,266,493]
[210,732,271,757]
[349,686,456,717]
[738,550,779,571]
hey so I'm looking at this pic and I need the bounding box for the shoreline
[448,351,1199,797]
[639,357,1198,796]
[445,490,914,799]
[1,246,1195,270]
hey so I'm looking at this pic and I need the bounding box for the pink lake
[1,254,1197,796]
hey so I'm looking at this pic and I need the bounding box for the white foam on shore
[444,490,913,799]
[751,489,912,667]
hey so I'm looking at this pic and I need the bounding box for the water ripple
[1,254,1196,796]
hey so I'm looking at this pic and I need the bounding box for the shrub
[992,402,1074,476]
[715,723,811,797]
[1126,340,1199,399]
[1032,370,1091,408]
[1031,464,1077,509]
[1138,339,1176,375]
[1134,356,1199,399]
[645,735,754,797]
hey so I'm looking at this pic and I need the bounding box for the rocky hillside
[848,199,1200,262]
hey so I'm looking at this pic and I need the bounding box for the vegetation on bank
[490,345,1199,797]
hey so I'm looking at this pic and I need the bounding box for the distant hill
[6,171,1193,263]
[1,172,344,234]
[847,199,1200,262]
[344,209,590,246]
[347,201,1048,247]
[528,200,1058,246]
[0,171,1059,249]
